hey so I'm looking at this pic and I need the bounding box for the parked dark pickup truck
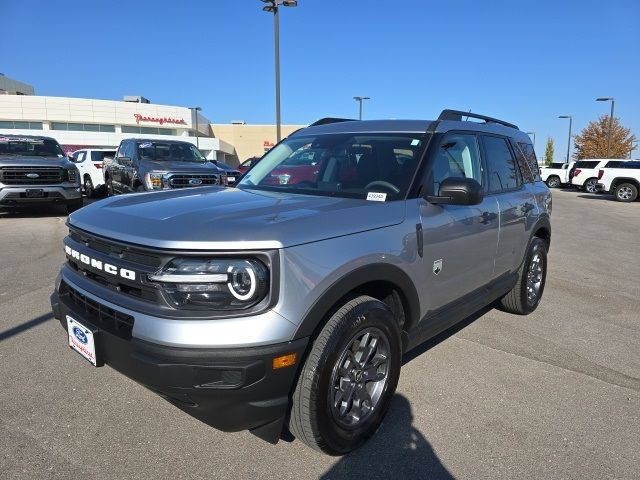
[0,134,82,213]
[103,138,223,194]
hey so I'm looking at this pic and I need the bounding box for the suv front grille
[60,280,134,340]
[168,174,219,188]
[0,166,65,185]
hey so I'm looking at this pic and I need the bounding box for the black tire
[289,295,401,455]
[498,237,547,315]
[84,175,95,198]
[546,176,561,188]
[583,178,598,194]
[66,199,84,214]
[614,182,638,202]
[106,177,115,196]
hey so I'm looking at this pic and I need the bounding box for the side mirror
[427,177,483,206]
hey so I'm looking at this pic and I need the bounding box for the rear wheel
[498,237,547,315]
[289,295,401,455]
[546,176,561,188]
[614,183,638,202]
[84,175,95,198]
[584,178,598,194]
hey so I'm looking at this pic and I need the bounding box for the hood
[69,187,406,250]
[142,160,220,172]
[0,155,74,168]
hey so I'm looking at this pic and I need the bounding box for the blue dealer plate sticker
[66,315,97,366]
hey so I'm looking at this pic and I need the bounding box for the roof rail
[437,109,519,130]
[309,117,356,127]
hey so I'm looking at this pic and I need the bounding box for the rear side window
[604,161,623,168]
[575,161,600,169]
[91,151,116,161]
[515,142,539,183]
[622,162,640,169]
[548,162,565,169]
[482,136,522,193]
[432,133,483,193]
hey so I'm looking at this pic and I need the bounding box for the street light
[261,0,298,142]
[558,115,573,163]
[526,131,536,148]
[189,106,202,149]
[596,97,615,158]
[353,96,371,120]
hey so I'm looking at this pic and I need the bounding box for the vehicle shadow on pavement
[0,312,54,342]
[576,194,617,202]
[320,395,454,480]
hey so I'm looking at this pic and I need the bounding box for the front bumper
[0,185,82,205]
[51,287,309,442]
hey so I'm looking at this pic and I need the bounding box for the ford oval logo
[189,178,203,186]
[26,173,40,179]
[72,326,88,344]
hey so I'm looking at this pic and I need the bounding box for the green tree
[544,137,554,165]
[574,115,636,159]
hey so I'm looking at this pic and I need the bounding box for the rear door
[480,135,534,276]
[418,132,500,311]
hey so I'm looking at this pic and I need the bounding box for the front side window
[431,133,482,194]
[482,136,522,193]
[91,150,116,161]
[238,133,429,200]
[137,141,205,163]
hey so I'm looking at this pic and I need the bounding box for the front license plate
[67,315,98,366]
[226,177,236,183]
[26,189,44,198]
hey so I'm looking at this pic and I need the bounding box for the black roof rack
[437,109,519,130]
[309,117,356,127]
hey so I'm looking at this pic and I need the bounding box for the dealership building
[0,75,307,166]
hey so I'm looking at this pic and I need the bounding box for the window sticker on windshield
[411,139,420,146]
[139,142,153,148]
[366,192,387,202]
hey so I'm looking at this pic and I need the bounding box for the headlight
[66,168,79,184]
[149,258,269,310]
[145,172,167,190]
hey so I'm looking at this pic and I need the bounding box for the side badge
[433,259,443,275]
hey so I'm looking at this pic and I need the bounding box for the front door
[419,132,499,312]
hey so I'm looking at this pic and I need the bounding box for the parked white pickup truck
[540,161,576,188]
[596,161,640,202]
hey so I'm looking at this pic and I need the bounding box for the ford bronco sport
[51,110,552,454]
[0,135,82,212]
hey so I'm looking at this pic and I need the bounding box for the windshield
[238,133,429,200]
[0,136,65,157]
[137,142,205,163]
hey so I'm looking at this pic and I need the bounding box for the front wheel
[289,295,401,455]
[84,176,95,198]
[614,183,638,202]
[497,237,547,315]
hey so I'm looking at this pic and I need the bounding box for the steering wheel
[364,181,400,195]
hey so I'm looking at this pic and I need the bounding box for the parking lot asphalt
[0,189,638,480]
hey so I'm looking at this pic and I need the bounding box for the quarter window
[516,142,540,182]
[482,136,522,193]
[432,134,482,193]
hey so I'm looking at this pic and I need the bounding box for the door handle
[480,211,497,224]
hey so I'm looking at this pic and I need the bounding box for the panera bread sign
[134,114,187,126]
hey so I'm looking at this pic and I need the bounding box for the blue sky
[2,0,638,159]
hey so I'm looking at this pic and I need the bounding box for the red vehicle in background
[238,156,261,174]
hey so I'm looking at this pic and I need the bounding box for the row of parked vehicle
[71,138,242,198]
[539,158,640,202]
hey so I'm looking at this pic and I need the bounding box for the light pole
[261,0,298,143]
[558,115,573,163]
[526,131,536,148]
[353,96,371,120]
[189,106,202,149]
[596,97,615,158]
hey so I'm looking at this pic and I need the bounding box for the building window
[0,121,43,130]
[50,122,115,132]
[121,126,176,136]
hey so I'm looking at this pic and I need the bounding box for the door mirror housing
[427,177,483,206]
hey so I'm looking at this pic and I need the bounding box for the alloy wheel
[330,328,390,429]
[618,186,633,200]
[526,252,543,305]
[585,179,597,193]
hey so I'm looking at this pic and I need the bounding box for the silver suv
[50,110,551,454]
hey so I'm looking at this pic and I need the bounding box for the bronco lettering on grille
[64,245,136,280]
